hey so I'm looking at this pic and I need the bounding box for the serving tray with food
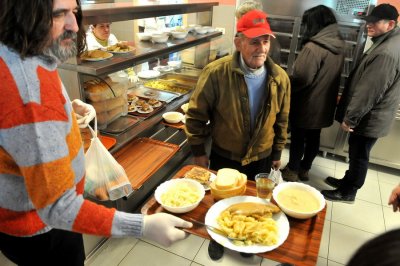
[141,165,327,265]
[127,96,165,118]
[143,79,193,95]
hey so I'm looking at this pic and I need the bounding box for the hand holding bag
[84,118,132,201]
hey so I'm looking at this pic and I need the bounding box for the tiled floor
[1,149,399,266]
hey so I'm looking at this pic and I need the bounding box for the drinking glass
[255,173,276,200]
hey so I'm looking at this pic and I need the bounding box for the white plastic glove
[71,99,96,128]
[143,213,192,247]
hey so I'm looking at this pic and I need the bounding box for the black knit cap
[364,3,399,23]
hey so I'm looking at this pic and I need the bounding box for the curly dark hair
[301,5,338,45]
[0,0,86,58]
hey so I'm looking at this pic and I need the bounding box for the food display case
[57,1,222,256]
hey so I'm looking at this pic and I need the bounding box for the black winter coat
[289,24,345,129]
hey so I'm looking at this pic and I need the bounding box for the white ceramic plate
[149,101,162,108]
[205,196,289,254]
[204,173,216,190]
[137,106,154,114]
[128,104,137,113]
[81,52,113,61]
[138,70,161,79]
[153,65,174,72]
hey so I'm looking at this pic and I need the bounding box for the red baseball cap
[237,10,275,38]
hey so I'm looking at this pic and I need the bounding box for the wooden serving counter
[141,165,326,266]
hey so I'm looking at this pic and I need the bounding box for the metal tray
[158,73,198,88]
[128,86,178,103]
[142,79,193,96]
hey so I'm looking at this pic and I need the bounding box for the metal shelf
[81,2,218,25]
[59,31,222,76]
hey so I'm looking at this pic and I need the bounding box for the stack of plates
[137,70,161,79]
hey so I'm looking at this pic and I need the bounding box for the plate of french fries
[106,42,135,54]
[205,196,289,253]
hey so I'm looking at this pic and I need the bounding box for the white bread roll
[84,78,128,102]
[215,168,241,190]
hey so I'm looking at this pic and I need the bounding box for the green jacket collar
[231,51,282,84]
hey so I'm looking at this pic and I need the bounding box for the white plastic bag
[268,168,284,185]
[84,118,132,201]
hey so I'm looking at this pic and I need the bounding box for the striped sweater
[0,43,142,238]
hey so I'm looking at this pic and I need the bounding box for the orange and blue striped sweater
[0,43,143,237]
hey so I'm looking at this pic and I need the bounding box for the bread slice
[184,167,211,184]
[215,168,240,190]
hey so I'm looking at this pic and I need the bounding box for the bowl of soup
[272,182,325,219]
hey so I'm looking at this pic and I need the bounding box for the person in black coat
[281,5,344,182]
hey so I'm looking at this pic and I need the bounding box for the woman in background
[86,23,118,50]
[281,5,345,181]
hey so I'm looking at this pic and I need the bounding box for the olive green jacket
[185,52,290,166]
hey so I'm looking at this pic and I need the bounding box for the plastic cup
[255,173,276,200]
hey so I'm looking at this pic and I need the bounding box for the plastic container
[84,78,129,129]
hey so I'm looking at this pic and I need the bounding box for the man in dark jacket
[322,4,400,203]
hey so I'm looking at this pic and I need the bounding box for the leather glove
[143,213,192,247]
[71,99,96,128]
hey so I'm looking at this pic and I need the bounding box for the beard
[44,30,78,63]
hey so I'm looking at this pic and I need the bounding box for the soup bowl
[272,182,325,219]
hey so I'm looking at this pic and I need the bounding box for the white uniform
[86,31,118,50]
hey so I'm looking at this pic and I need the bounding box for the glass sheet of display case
[100,115,141,134]
[128,86,179,103]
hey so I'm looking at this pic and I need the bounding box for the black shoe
[239,252,253,258]
[325,176,342,188]
[208,240,224,260]
[298,168,309,181]
[281,166,299,182]
[321,189,356,204]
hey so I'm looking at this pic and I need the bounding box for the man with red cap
[186,9,290,185]
[185,9,290,260]
[322,3,400,203]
